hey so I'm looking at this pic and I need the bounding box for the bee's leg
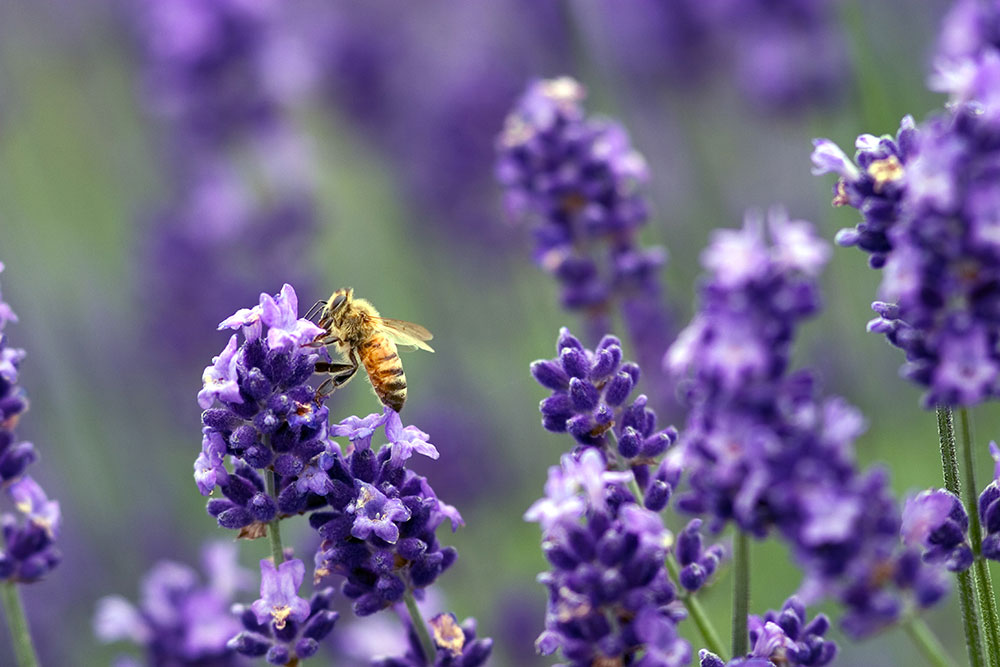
[314,354,360,400]
[303,300,327,321]
[304,334,342,349]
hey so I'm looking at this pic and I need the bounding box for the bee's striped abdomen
[359,334,407,412]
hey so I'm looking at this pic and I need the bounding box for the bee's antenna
[304,300,326,321]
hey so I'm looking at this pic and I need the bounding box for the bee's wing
[374,318,435,352]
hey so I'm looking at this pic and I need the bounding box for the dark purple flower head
[497,76,672,376]
[675,519,727,593]
[746,597,837,666]
[0,262,59,584]
[94,542,249,665]
[230,574,338,666]
[811,116,917,268]
[312,410,462,617]
[979,442,1000,561]
[525,449,687,666]
[197,284,331,534]
[901,489,973,572]
[371,612,493,667]
[531,328,678,503]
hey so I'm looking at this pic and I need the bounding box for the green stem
[959,408,1000,667]
[937,406,987,667]
[665,555,727,659]
[404,589,436,663]
[731,531,750,657]
[265,469,284,565]
[1,581,39,667]
[905,616,958,667]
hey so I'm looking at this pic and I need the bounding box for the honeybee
[309,288,434,412]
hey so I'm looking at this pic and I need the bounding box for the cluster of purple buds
[675,519,726,593]
[929,0,1000,122]
[699,596,836,666]
[372,613,492,667]
[666,214,948,635]
[901,489,973,572]
[197,284,331,534]
[94,542,248,665]
[525,449,690,667]
[810,116,917,268]
[496,77,670,352]
[229,558,338,665]
[531,328,677,508]
[311,408,464,617]
[978,442,1000,560]
[0,262,60,584]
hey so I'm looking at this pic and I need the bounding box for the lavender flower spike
[372,612,493,667]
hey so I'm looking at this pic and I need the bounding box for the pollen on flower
[867,155,904,191]
[271,604,292,629]
[431,613,466,656]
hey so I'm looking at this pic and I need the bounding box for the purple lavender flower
[901,489,973,572]
[979,442,1000,560]
[372,613,492,667]
[311,409,462,617]
[675,519,727,593]
[698,597,836,666]
[0,263,60,584]
[531,328,677,504]
[667,213,949,636]
[230,572,338,665]
[810,117,917,268]
[250,559,311,630]
[497,76,673,378]
[929,0,1000,122]
[525,450,689,667]
[860,106,1000,407]
[197,284,330,534]
[94,542,250,665]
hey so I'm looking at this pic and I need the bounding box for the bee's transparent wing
[375,318,435,352]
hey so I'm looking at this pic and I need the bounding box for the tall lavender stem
[937,406,986,667]
[958,409,1000,666]
[0,581,38,667]
[264,468,284,566]
[404,589,436,663]
[731,532,750,657]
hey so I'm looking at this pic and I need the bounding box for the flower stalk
[404,589,436,663]
[664,554,726,659]
[904,616,957,667]
[936,406,986,667]
[265,468,284,566]
[1,581,39,667]
[958,409,1000,667]
[731,531,750,657]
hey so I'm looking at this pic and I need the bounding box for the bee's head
[324,287,353,323]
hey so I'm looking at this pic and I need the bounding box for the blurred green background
[0,0,997,665]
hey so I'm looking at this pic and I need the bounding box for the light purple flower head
[331,410,390,451]
[260,283,325,352]
[384,409,439,466]
[197,334,242,409]
[347,481,412,544]
[251,558,312,630]
[194,430,229,496]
